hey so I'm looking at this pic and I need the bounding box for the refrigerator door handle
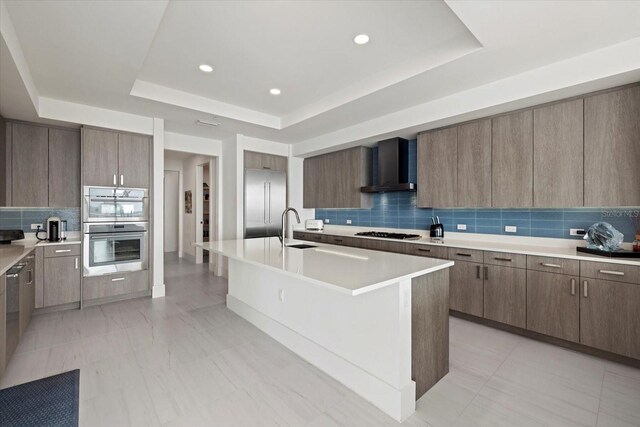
[263,182,268,224]
[268,182,272,223]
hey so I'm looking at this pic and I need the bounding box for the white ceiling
[1,0,640,148]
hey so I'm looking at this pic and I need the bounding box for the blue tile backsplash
[0,208,81,232]
[316,139,640,242]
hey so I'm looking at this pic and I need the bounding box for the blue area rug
[0,369,79,427]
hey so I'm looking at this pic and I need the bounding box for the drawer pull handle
[571,278,576,296]
[417,248,431,252]
[55,249,72,253]
[456,253,472,257]
[75,257,79,270]
[494,257,512,262]
[334,239,343,242]
[583,280,588,298]
[541,263,562,268]
[111,277,125,282]
[598,269,624,276]
[476,265,481,279]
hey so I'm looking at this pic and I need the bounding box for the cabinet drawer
[483,251,526,269]
[579,261,640,284]
[404,244,448,259]
[361,239,405,254]
[326,235,353,246]
[299,232,326,243]
[43,244,81,258]
[83,270,149,300]
[448,248,483,263]
[527,255,579,276]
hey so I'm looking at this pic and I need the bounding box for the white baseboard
[226,295,415,422]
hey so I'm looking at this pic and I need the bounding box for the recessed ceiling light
[270,88,281,95]
[199,64,213,73]
[353,34,370,45]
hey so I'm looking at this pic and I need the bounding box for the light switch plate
[31,223,41,230]
[324,219,330,223]
[505,226,517,233]
[457,224,467,230]
[346,219,352,225]
[570,228,585,236]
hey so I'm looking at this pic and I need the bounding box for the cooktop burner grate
[355,231,422,240]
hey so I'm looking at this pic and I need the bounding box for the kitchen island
[196,237,453,421]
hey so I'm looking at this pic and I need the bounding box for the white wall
[163,170,179,253]
[164,154,184,256]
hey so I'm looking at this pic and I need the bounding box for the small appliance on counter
[576,221,640,258]
[430,217,444,240]
[0,229,25,244]
[60,220,68,241]
[36,216,62,242]
[305,219,324,231]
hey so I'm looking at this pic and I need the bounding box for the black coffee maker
[430,217,444,240]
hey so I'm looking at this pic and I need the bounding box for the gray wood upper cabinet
[491,110,533,208]
[302,147,372,208]
[417,127,457,207]
[82,127,119,187]
[245,151,287,172]
[0,117,8,206]
[584,85,640,206]
[526,270,579,343]
[483,264,526,328]
[49,128,81,207]
[457,119,492,207]
[118,133,151,188]
[43,255,80,307]
[11,123,49,207]
[448,259,484,317]
[580,278,640,359]
[533,99,584,207]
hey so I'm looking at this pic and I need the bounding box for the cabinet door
[417,128,457,207]
[448,260,484,317]
[118,133,150,188]
[584,86,640,206]
[533,99,583,207]
[491,110,533,207]
[49,128,81,207]
[43,256,81,307]
[11,123,48,206]
[303,156,320,208]
[483,264,526,328]
[580,278,640,359]
[0,274,6,376]
[82,127,119,186]
[19,262,35,337]
[245,151,287,172]
[526,271,579,342]
[457,119,491,207]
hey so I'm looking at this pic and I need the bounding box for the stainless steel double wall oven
[83,186,149,277]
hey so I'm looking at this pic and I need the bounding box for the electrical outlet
[324,219,330,224]
[31,223,41,230]
[346,219,352,225]
[570,228,585,236]
[505,225,517,233]
[457,224,467,231]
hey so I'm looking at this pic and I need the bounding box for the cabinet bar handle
[476,265,481,279]
[75,257,79,270]
[484,266,489,280]
[494,257,512,262]
[571,278,576,296]
[27,270,32,285]
[583,280,588,298]
[418,248,431,252]
[334,239,343,242]
[55,249,72,253]
[120,174,124,186]
[598,269,624,276]
[541,263,562,268]
[111,277,125,282]
[113,174,117,185]
[456,253,472,257]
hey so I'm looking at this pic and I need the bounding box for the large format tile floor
[1,255,639,426]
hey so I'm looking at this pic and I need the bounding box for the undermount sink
[286,244,317,249]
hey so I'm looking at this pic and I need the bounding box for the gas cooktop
[355,231,422,240]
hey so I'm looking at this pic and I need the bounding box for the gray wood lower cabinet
[417,127,457,208]
[403,244,448,260]
[0,274,6,377]
[526,270,579,342]
[11,122,49,207]
[483,264,526,328]
[449,259,484,317]
[43,256,81,307]
[580,278,640,360]
[83,270,149,301]
[19,259,35,337]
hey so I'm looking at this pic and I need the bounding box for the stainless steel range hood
[360,137,416,193]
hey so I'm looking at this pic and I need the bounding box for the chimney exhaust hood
[361,137,416,193]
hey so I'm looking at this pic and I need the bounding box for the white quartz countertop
[197,237,453,296]
[296,226,640,267]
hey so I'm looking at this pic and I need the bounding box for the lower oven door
[83,231,148,277]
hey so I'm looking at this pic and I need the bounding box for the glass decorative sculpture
[584,222,624,251]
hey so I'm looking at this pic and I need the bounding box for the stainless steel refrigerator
[244,168,286,238]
